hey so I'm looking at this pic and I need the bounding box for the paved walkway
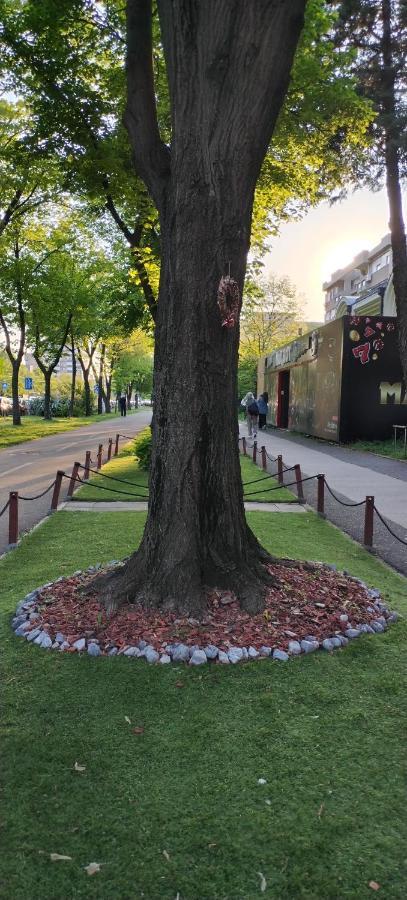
[241,425,407,576]
[59,500,306,513]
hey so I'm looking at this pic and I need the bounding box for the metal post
[253,440,257,464]
[8,491,18,545]
[114,433,120,456]
[364,496,374,548]
[51,471,64,511]
[107,437,113,461]
[67,462,80,498]
[242,436,247,456]
[84,451,91,480]
[277,454,283,485]
[97,443,103,470]
[294,464,305,503]
[317,474,325,517]
[261,445,267,470]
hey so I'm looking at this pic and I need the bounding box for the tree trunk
[83,373,91,417]
[97,344,105,415]
[93,0,306,616]
[11,363,21,426]
[126,382,133,410]
[69,331,76,417]
[43,371,52,419]
[381,0,407,383]
[105,375,112,413]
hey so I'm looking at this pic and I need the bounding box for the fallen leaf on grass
[208,843,217,849]
[84,862,101,876]
[132,726,144,735]
[124,716,131,725]
[175,681,184,688]
[258,871,267,892]
[74,762,86,773]
[163,850,170,861]
[369,882,380,891]
[50,853,72,862]
[317,803,325,818]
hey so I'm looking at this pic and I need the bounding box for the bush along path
[12,557,397,664]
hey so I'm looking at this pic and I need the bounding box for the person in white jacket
[241,392,258,437]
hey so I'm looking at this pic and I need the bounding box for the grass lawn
[1,508,406,899]
[348,437,407,461]
[0,410,140,451]
[74,450,297,503]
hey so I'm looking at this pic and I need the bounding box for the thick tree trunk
[69,333,76,417]
[43,371,52,419]
[83,373,91,417]
[11,363,21,426]
[105,375,112,413]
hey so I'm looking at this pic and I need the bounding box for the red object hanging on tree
[217,275,241,328]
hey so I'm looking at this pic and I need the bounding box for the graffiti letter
[352,342,370,365]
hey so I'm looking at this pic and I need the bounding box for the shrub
[133,427,152,470]
[28,397,71,417]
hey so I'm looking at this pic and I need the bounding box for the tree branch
[124,0,170,211]
[0,188,23,237]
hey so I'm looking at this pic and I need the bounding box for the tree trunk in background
[97,343,105,414]
[381,0,407,383]
[126,381,133,410]
[43,371,52,420]
[105,374,112,413]
[69,331,76,417]
[83,373,91,416]
[11,363,21,426]
[95,0,306,615]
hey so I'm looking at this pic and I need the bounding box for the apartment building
[323,234,393,322]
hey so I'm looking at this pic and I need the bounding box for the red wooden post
[277,454,283,485]
[261,445,267,470]
[8,491,18,545]
[84,450,91,480]
[97,443,103,470]
[51,471,64,511]
[252,440,257,464]
[364,496,374,548]
[317,474,325,517]
[242,436,247,456]
[107,437,113,461]
[67,462,80,497]
[294,464,305,503]
[114,433,120,456]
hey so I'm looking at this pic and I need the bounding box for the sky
[263,186,404,322]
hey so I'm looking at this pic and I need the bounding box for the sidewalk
[241,424,407,576]
[59,500,306,513]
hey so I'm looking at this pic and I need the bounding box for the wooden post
[51,471,64,511]
[107,437,113,461]
[277,454,283,485]
[317,474,325,517]
[364,496,374,548]
[252,440,257,464]
[8,491,18,545]
[67,462,80,498]
[242,436,247,456]
[261,445,267,470]
[294,464,305,503]
[84,451,91,480]
[114,433,120,456]
[97,443,103,470]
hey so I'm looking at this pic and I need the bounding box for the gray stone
[345,628,360,639]
[364,625,375,634]
[259,646,272,657]
[137,639,148,651]
[288,640,302,656]
[204,644,218,660]
[338,635,349,647]
[248,646,259,659]
[189,650,207,666]
[123,646,141,657]
[218,650,230,664]
[331,637,342,648]
[14,622,31,637]
[73,638,86,652]
[228,647,244,664]
[241,647,248,660]
[12,615,27,630]
[325,563,337,571]
[26,628,41,643]
[55,632,65,644]
[188,645,200,658]
[88,642,101,657]
[339,614,349,623]
[29,612,40,623]
[172,644,191,663]
[303,635,318,643]
[371,621,384,633]
[108,647,118,656]
[301,639,319,653]
[358,624,370,634]
[51,641,60,650]
[159,654,171,664]
[377,616,387,628]
[34,632,45,645]
[145,648,160,664]
[322,638,335,651]
[273,649,289,662]
[60,641,70,650]
[368,588,381,599]
[40,633,53,649]
[388,611,398,623]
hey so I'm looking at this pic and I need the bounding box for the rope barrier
[19,480,56,502]
[243,474,317,498]
[242,471,279,487]
[324,480,366,508]
[77,462,148,492]
[63,472,149,500]
[0,498,10,518]
[373,505,407,547]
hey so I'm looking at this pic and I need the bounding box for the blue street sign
[2,382,8,391]
[24,377,33,390]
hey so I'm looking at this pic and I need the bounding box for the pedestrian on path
[119,393,127,417]
[242,392,259,437]
[257,392,268,430]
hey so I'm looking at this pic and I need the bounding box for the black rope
[78,462,148,492]
[63,472,149,500]
[19,480,56,502]
[324,480,366,508]
[373,505,407,547]
[243,474,316,498]
[242,472,279,487]
[0,498,10,518]
[119,433,137,440]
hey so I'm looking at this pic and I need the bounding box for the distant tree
[240,275,304,359]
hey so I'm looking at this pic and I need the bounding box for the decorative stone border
[11,561,399,665]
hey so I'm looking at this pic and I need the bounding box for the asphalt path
[0,410,151,554]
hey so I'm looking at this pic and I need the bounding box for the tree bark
[69,330,76,417]
[43,370,52,420]
[11,363,21,426]
[381,0,407,383]
[95,0,307,615]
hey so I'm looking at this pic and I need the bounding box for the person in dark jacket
[257,392,268,429]
[119,393,127,416]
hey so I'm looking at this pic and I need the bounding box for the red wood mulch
[31,563,380,654]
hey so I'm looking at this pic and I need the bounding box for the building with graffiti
[260,315,406,442]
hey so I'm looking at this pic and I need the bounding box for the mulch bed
[30,562,384,654]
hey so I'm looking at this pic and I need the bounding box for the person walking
[257,392,268,430]
[119,393,127,417]
[242,391,259,437]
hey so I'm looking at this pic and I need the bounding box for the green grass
[74,451,296,503]
[1,509,406,899]
[0,410,140,450]
[348,437,407,461]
